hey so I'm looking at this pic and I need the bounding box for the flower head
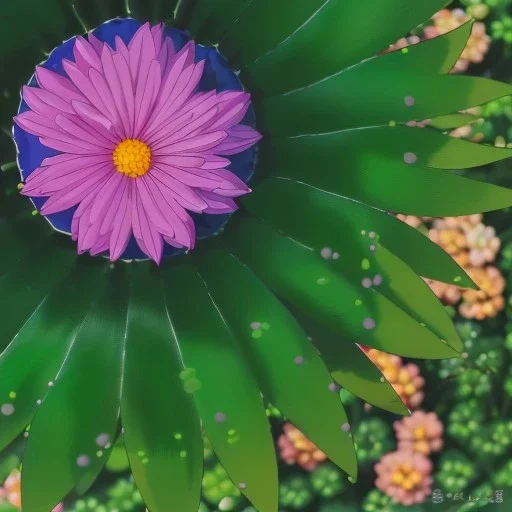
[278,423,327,471]
[459,266,505,320]
[14,22,260,264]
[425,9,491,72]
[375,451,433,505]
[367,349,425,410]
[394,411,444,455]
[465,223,501,267]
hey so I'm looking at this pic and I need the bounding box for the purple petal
[196,189,238,214]
[110,182,133,261]
[151,167,209,212]
[41,168,110,215]
[213,125,262,155]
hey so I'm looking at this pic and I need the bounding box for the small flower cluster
[374,411,444,505]
[428,215,504,320]
[389,8,491,73]
[397,213,505,320]
[366,348,425,410]
[278,423,327,471]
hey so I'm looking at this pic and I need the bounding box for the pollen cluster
[113,139,152,178]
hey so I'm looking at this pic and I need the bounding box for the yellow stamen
[113,139,152,178]
[413,426,427,441]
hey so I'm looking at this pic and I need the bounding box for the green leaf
[262,127,512,215]
[163,264,278,512]
[243,179,473,287]
[243,0,450,94]
[197,250,357,478]
[430,113,481,130]
[121,264,203,512]
[371,246,463,352]
[299,317,408,415]
[226,218,459,359]
[126,0,179,22]
[220,0,325,67]
[260,74,511,136]
[70,1,128,30]
[0,260,106,454]
[0,239,76,353]
[243,178,463,352]
[187,0,253,45]
[0,218,51,278]
[21,265,129,512]
[248,22,472,95]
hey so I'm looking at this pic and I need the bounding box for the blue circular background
[14,18,257,260]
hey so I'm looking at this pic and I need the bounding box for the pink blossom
[15,23,260,264]
[394,411,444,455]
[278,423,327,471]
[375,451,433,505]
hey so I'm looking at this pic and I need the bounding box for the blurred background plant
[1,0,512,510]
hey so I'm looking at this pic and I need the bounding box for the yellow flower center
[113,139,152,178]
[413,426,427,441]
[391,464,422,491]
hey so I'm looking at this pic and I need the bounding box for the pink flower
[278,423,327,471]
[15,23,261,264]
[375,451,433,505]
[394,411,444,455]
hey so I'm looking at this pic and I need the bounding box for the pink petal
[132,191,164,264]
[89,171,123,223]
[158,131,227,154]
[88,68,124,133]
[100,47,131,137]
[110,182,133,261]
[114,36,130,63]
[100,177,128,236]
[153,155,205,168]
[41,168,110,215]
[71,100,118,143]
[151,106,219,151]
[63,60,110,117]
[26,161,114,196]
[151,167,209,212]
[55,114,115,150]
[133,59,161,137]
[145,175,195,248]
[196,189,238,214]
[200,155,231,170]
[112,52,136,136]
[208,93,251,131]
[74,37,102,71]
[135,178,175,237]
[153,163,221,190]
[214,125,262,155]
[23,85,75,117]
[35,66,84,103]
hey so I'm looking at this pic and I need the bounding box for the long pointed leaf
[0,260,106,453]
[260,74,511,136]
[122,264,203,512]
[226,218,459,359]
[243,179,474,287]
[243,0,450,94]
[262,128,512,215]
[197,250,358,477]
[243,178,463,351]
[163,264,278,512]
[21,265,129,512]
